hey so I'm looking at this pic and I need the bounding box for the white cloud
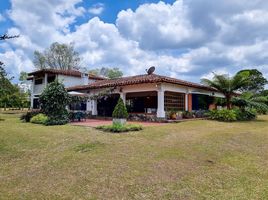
[116,1,205,50]
[1,0,268,84]
[88,3,104,15]
[0,50,34,76]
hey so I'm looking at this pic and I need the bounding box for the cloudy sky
[0,0,268,83]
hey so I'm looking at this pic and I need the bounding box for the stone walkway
[71,119,165,127]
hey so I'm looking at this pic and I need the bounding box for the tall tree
[0,62,16,110]
[33,51,46,69]
[19,71,28,82]
[33,42,81,70]
[201,72,249,109]
[237,69,268,93]
[89,67,123,79]
[0,33,21,110]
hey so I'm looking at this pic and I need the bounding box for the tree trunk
[226,95,231,110]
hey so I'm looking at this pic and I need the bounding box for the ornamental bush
[30,113,48,124]
[235,108,257,121]
[112,98,128,119]
[207,109,237,122]
[207,108,257,122]
[39,80,70,125]
[20,110,41,122]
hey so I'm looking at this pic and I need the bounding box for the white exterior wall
[57,75,88,88]
[30,73,93,109]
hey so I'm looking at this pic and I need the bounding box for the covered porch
[82,82,223,120]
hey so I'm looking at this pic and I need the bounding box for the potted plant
[168,109,178,120]
[112,98,129,125]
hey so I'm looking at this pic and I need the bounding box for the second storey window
[48,75,56,83]
[35,78,43,85]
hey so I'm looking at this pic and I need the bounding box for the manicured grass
[1,113,268,199]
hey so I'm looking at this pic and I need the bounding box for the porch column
[44,73,48,86]
[92,99,98,115]
[188,94,192,112]
[157,87,165,118]
[86,99,91,112]
[185,92,188,111]
[120,92,126,104]
[30,78,35,109]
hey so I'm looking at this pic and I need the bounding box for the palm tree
[232,93,268,113]
[201,73,249,109]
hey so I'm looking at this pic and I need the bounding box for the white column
[120,92,126,104]
[185,93,188,111]
[157,85,165,118]
[86,100,91,112]
[44,73,48,86]
[30,78,35,109]
[92,99,98,115]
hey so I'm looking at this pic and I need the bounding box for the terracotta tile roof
[88,73,106,80]
[27,69,106,80]
[67,74,217,91]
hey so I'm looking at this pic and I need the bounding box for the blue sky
[0,0,268,83]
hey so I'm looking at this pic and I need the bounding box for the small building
[28,68,224,119]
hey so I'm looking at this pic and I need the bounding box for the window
[34,78,43,85]
[47,75,56,83]
[164,91,185,111]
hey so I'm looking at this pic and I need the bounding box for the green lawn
[1,114,268,199]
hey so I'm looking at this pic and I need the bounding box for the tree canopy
[19,71,28,82]
[39,80,70,125]
[237,69,268,93]
[89,67,123,79]
[0,62,29,110]
[33,42,81,70]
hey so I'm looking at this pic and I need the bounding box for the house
[27,69,105,109]
[28,68,224,119]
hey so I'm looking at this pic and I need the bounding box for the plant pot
[113,118,126,125]
[170,113,177,120]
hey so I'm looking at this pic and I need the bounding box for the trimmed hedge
[112,98,128,119]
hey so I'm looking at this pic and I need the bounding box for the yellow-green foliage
[30,113,48,124]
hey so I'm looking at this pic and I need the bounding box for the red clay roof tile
[67,74,217,91]
[27,69,106,80]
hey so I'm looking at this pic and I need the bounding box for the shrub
[39,80,70,125]
[30,113,48,124]
[96,123,142,133]
[112,98,128,119]
[182,111,194,119]
[193,110,209,118]
[207,109,237,122]
[235,108,257,121]
[20,110,41,122]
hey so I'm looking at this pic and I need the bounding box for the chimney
[82,73,88,85]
